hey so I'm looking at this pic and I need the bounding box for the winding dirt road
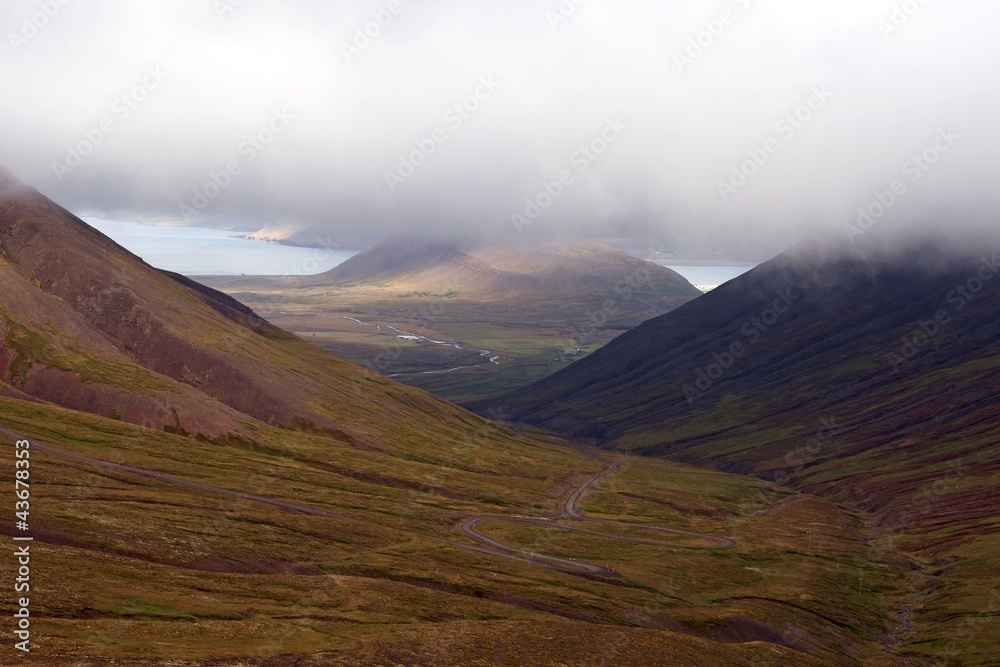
[458,433,735,577]
[0,424,734,579]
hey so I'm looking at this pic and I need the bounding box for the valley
[478,231,1000,665]
[1,174,993,665]
[4,1,993,663]
[200,238,702,403]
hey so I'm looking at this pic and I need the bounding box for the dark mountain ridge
[477,231,1000,445]
[475,230,1000,557]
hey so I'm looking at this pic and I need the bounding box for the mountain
[1,174,943,665]
[312,235,702,315]
[237,217,350,248]
[475,231,1000,459]
[475,230,1000,661]
[475,230,1000,505]
[0,171,528,448]
[236,215,381,248]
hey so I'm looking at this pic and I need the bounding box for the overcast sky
[2,0,997,257]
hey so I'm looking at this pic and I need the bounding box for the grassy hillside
[0,173,572,447]
[2,397,914,666]
[0,174,961,664]
[477,231,1000,664]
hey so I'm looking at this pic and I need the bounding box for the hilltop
[316,236,700,304]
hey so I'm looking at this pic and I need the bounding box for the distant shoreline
[235,234,363,252]
[653,259,758,268]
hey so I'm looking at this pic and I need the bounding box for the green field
[1,396,918,666]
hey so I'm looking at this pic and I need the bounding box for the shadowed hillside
[476,229,1000,663]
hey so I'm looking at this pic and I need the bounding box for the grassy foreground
[0,397,919,665]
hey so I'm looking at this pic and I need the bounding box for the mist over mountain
[2,169,923,667]
[3,2,999,663]
[3,0,999,257]
[475,226,1000,444]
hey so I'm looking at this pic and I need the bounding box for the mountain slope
[314,236,701,308]
[0,172,527,449]
[476,230,1000,661]
[0,175,958,664]
[476,231,1000,460]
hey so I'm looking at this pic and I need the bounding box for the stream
[342,316,503,376]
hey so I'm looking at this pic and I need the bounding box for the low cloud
[2,0,998,257]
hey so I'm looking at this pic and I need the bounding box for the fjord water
[84,218,357,276]
[663,264,756,287]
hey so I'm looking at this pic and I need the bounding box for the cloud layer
[2,0,998,256]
